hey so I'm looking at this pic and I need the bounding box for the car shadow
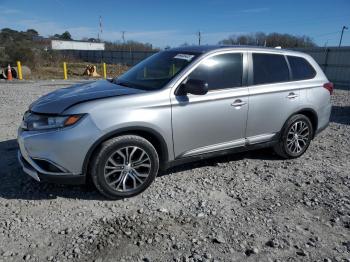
[160,147,278,177]
[330,106,350,125]
[0,139,279,201]
[0,139,106,201]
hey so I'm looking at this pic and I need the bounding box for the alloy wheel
[286,120,310,154]
[103,146,152,192]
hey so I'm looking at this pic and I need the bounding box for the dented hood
[29,80,145,114]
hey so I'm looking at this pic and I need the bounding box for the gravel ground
[0,80,349,262]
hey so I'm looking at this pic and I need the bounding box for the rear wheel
[91,135,159,199]
[274,114,313,159]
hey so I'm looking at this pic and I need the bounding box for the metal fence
[60,47,350,87]
[60,50,157,66]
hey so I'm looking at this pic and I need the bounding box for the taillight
[323,82,334,95]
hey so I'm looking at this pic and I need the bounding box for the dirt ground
[0,80,349,262]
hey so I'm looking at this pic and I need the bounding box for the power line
[312,31,341,38]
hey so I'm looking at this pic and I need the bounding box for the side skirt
[164,140,278,169]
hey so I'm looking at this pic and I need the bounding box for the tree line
[0,28,158,67]
[218,32,316,48]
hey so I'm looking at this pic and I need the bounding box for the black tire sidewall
[92,136,159,199]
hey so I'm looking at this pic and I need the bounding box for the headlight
[22,113,84,131]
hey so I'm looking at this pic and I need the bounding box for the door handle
[287,92,298,99]
[231,99,247,107]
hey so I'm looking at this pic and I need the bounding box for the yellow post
[103,63,107,79]
[63,62,67,80]
[17,61,23,80]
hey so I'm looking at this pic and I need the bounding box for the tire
[273,114,313,159]
[91,135,159,199]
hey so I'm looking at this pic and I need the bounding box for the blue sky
[0,0,349,48]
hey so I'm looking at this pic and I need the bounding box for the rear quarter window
[253,53,290,85]
[287,56,316,80]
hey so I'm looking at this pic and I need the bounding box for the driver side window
[188,53,243,91]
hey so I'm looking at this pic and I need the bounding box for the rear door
[246,52,300,144]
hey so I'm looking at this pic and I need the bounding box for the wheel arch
[294,108,318,138]
[280,108,318,140]
[82,126,170,177]
[274,108,318,159]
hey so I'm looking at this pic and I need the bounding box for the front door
[171,52,249,158]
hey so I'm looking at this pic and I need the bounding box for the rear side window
[287,56,316,80]
[188,53,243,90]
[253,53,289,85]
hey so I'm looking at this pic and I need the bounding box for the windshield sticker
[174,54,195,61]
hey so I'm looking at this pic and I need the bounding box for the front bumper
[17,114,101,185]
[17,150,85,184]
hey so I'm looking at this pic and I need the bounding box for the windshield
[114,51,199,90]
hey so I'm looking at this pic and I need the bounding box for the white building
[51,40,105,51]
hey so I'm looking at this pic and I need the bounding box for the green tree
[61,31,72,40]
[53,31,72,40]
[26,29,39,37]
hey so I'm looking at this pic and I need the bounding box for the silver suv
[18,46,333,199]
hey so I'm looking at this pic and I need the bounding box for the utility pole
[97,15,102,42]
[121,31,126,44]
[120,31,126,64]
[198,31,201,46]
[339,26,348,47]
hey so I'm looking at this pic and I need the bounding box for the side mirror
[176,79,208,96]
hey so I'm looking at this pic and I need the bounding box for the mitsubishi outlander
[18,46,333,199]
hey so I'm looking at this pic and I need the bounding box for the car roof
[170,45,305,56]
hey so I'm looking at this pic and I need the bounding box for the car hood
[29,80,145,114]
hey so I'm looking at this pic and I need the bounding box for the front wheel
[91,135,159,199]
[273,114,313,159]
